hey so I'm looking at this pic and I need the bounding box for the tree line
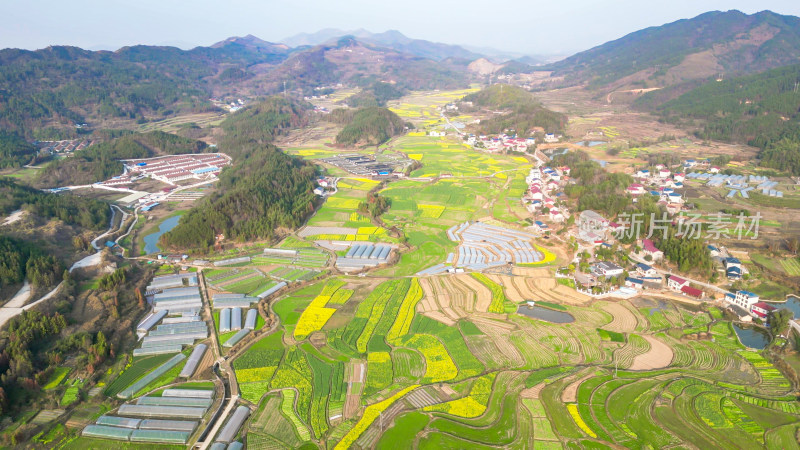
[0,236,64,289]
[553,151,633,217]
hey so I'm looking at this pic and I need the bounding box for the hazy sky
[3,0,800,55]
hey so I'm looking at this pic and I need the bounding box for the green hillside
[463,84,567,136]
[547,10,800,88]
[335,107,407,146]
[637,64,800,174]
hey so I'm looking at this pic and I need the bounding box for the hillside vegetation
[0,43,293,138]
[547,10,800,89]
[637,64,800,174]
[36,131,207,187]
[0,132,37,168]
[161,98,317,251]
[344,81,406,108]
[463,84,566,136]
[0,178,110,230]
[335,107,407,146]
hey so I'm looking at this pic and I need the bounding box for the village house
[574,272,598,288]
[625,277,644,289]
[680,285,705,299]
[635,263,657,277]
[751,302,776,319]
[667,275,689,291]
[725,257,743,280]
[642,239,664,261]
[543,133,560,143]
[592,261,624,277]
[627,183,645,195]
[725,290,760,311]
[549,208,565,222]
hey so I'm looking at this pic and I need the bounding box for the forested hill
[0,178,110,230]
[636,64,800,174]
[161,98,317,251]
[267,38,470,95]
[36,131,207,188]
[546,10,800,90]
[462,84,567,136]
[0,46,234,137]
[0,37,471,140]
[334,107,407,146]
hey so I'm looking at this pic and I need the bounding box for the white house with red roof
[658,169,671,178]
[549,208,565,222]
[668,275,688,291]
[673,173,685,183]
[627,183,645,195]
[751,302,776,319]
[642,239,664,261]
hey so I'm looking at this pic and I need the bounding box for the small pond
[517,305,575,323]
[143,215,181,255]
[574,141,607,147]
[732,323,770,350]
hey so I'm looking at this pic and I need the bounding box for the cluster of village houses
[571,253,772,320]
[464,132,563,153]
[514,155,774,321]
[466,134,537,152]
[627,165,687,215]
[210,98,245,113]
[522,165,571,224]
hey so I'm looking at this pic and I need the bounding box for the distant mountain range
[280,28,554,64]
[547,10,800,91]
[4,11,800,140]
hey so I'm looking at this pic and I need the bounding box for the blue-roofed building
[535,220,548,229]
[727,290,759,310]
[191,166,219,174]
[726,266,742,280]
[724,257,742,270]
[625,277,644,289]
[635,263,656,277]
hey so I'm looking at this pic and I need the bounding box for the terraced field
[229,90,798,449]
[236,268,796,448]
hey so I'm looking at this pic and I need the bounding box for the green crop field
[104,354,174,397]
[219,91,798,449]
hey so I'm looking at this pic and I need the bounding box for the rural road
[628,252,728,295]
